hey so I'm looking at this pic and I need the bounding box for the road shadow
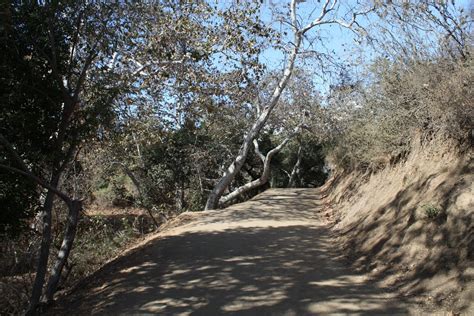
[55,224,412,315]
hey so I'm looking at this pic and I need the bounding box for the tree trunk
[26,175,59,316]
[219,136,293,206]
[288,145,303,188]
[43,199,82,303]
[205,34,302,210]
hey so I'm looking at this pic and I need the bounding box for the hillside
[327,136,473,313]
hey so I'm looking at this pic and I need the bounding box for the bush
[92,173,137,208]
[67,214,155,288]
[423,204,441,220]
[324,55,474,171]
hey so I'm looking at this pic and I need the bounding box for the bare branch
[300,0,336,34]
[300,1,374,35]
[253,139,265,163]
[0,164,71,206]
[330,5,375,29]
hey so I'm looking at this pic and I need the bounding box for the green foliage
[271,136,328,188]
[0,172,40,237]
[65,214,155,287]
[0,2,123,235]
[92,173,136,207]
[0,4,66,234]
[422,204,441,220]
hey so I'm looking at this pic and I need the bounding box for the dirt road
[57,189,418,315]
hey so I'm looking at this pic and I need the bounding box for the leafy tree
[98,1,273,213]
[0,2,127,311]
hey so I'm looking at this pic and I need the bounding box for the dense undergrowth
[0,210,157,314]
[324,54,473,172]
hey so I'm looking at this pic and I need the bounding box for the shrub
[324,55,473,171]
[423,204,441,220]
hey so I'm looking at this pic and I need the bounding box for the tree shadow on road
[57,222,413,315]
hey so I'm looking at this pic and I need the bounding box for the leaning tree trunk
[43,199,82,303]
[204,0,373,209]
[219,134,296,206]
[205,34,303,210]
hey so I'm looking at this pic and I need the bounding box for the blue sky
[250,0,473,92]
[258,0,472,61]
[214,0,472,95]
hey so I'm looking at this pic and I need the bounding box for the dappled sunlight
[55,189,414,315]
[221,290,289,312]
[307,296,396,314]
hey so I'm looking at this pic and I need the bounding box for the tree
[219,124,304,205]
[365,1,472,63]
[1,2,126,312]
[205,0,375,209]
[98,1,273,213]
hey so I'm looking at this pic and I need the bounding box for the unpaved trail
[57,189,420,315]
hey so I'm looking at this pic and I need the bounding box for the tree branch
[220,124,303,205]
[0,164,71,206]
[0,134,30,172]
[253,139,265,163]
[300,0,336,34]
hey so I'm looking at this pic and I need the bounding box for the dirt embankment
[326,136,473,313]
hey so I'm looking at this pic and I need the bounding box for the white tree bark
[205,0,303,210]
[206,0,373,209]
[219,124,303,205]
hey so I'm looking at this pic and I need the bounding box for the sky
[258,0,357,66]
[251,0,473,93]
[255,0,380,94]
[213,0,472,96]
